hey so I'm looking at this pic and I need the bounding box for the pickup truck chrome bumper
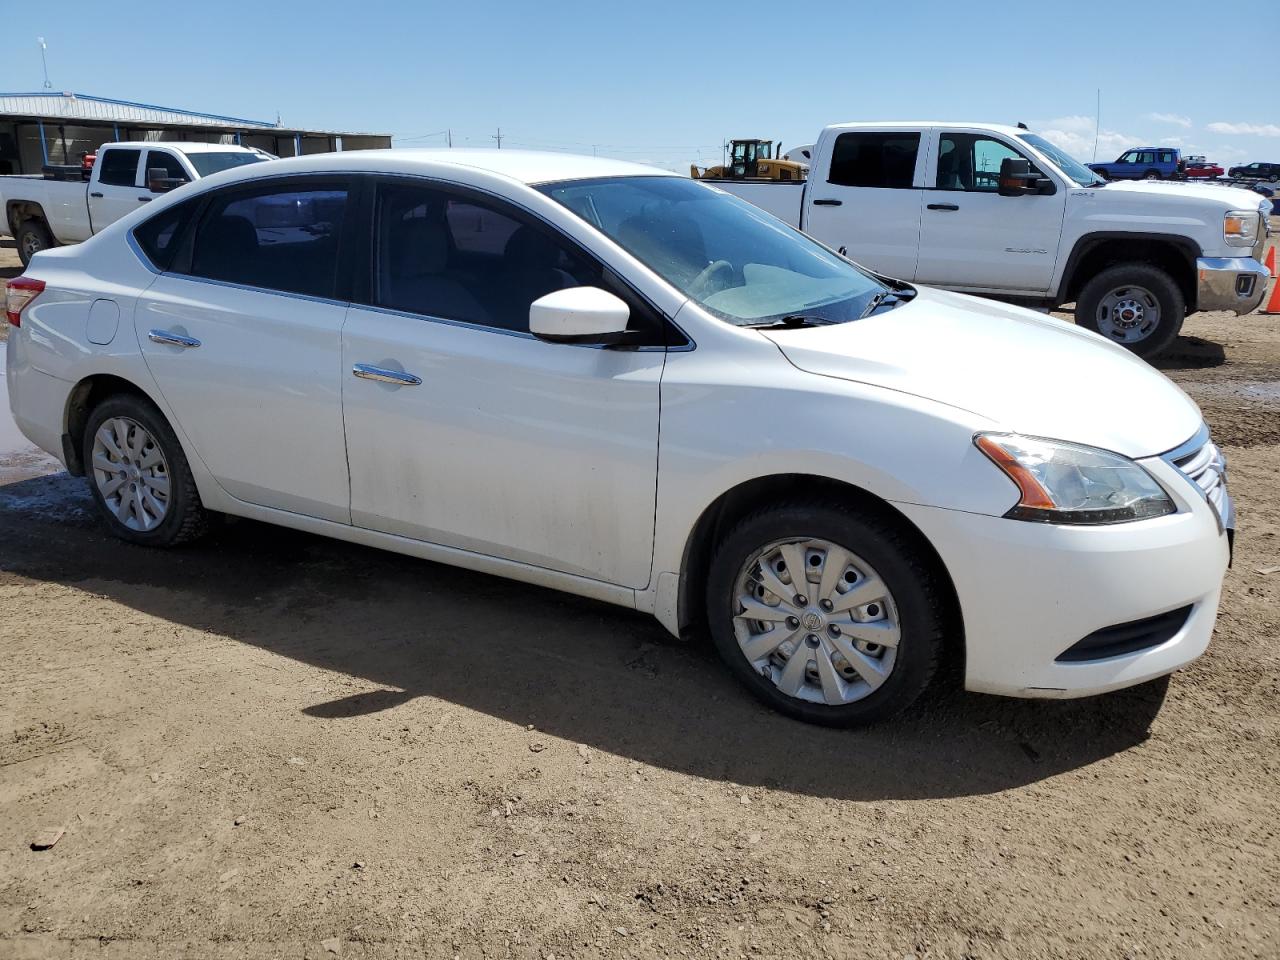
[1195,257,1270,314]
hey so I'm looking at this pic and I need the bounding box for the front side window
[1120,151,1139,163]
[186,183,348,298]
[97,148,140,187]
[540,175,889,326]
[936,134,1036,192]
[374,181,600,331]
[828,132,920,189]
[145,150,190,184]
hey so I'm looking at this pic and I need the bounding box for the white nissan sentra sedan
[4,150,1232,726]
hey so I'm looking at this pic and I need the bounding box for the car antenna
[1017,122,1029,130]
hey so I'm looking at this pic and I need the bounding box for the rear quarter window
[132,198,199,271]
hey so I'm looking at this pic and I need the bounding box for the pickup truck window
[827,133,920,189]
[145,150,190,184]
[1019,134,1103,187]
[185,183,349,299]
[186,152,269,177]
[540,175,888,326]
[98,148,141,187]
[936,134,1036,192]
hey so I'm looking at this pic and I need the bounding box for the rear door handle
[812,198,842,206]
[148,329,201,348]
[927,203,960,211]
[89,191,103,198]
[352,363,422,386]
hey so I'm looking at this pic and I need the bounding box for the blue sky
[9,0,1278,171]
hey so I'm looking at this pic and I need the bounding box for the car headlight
[1224,210,1260,247]
[975,434,1174,524]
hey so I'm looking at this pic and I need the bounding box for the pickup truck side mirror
[147,167,190,194]
[998,158,1054,197]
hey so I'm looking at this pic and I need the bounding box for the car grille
[1172,437,1228,524]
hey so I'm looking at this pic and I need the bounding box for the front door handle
[812,198,842,206]
[352,363,422,386]
[89,191,104,198]
[927,203,960,211]
[148,329,201,348]
[138,196,152,203]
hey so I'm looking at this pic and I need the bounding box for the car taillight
[5,276,45,327]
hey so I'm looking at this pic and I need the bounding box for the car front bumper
[1195,256,1270,314]
[895,447,1232,699]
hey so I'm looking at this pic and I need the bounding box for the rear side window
[97,148,141,187]
[133,198,198,271]
[827,132,920,189]
[186,184,349,298]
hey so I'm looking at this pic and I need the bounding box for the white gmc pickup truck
[2,142,268,266]
[718,122,1273,357]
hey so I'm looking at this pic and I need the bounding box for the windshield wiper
[746,315,835,330]
[859,288,916,318]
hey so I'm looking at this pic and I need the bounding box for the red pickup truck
[1184,157,1224,179]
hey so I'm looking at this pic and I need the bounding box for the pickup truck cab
[1088,147,1183,181]
[3,142,268,265]
[718,122,1271,357]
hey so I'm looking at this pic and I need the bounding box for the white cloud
[1148,112,1192,128]
[1207,121,1280,137]
[1037,116,1140,162]
[1159,136,1185,146]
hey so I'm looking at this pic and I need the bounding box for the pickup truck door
[340,178,662,588]
[87,147,149,233]
[800,129,926,281]
[914,130,1066,294]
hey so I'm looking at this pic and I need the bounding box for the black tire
[1269,174,1279,183]
[705,501,948,727]
[1143,170,1160,180]
[82,393,210,547]
[1074,262,1185,359]
[16,218,54,267]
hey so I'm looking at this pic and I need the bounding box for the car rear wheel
[1143,170,1160,180]
[16,219,53,267]
[706,502,946,727]
[1075,263,1185,359]
[83,394,211,547]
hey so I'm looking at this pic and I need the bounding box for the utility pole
[492,128,503,150]
[37,37,52,89]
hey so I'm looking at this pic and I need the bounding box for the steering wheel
[688,259,734,299]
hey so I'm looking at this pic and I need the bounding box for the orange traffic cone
[1263,276,1280,315]
[1265,245,1277,278]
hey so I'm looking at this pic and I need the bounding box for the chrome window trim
[155,270,352,309]
[126,230,163,276]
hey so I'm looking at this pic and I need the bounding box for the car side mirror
[997,157,1052,197]
[529,287,631,345]
[147,167,189,193]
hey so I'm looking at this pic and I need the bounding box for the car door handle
[352,363,422,386]
[812,198,842,206]
[137,196,152,203]
[927,203,960,211]
[89,192,103,198]
[148,329,201,348]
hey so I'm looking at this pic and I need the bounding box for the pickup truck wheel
[706,502,944,727]
[83,394,211,547]
[17,219,54,267]
[1075,263,1185,358]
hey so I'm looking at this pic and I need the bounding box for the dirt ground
[1,240,1278,960]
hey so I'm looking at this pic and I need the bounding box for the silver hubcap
[1096,285,1161,344]
[732,538,900,706]
[91,417,171,531]
[21,232,44,259]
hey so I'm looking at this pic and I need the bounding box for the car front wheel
[83,394,211,547]
[706,502,947,726]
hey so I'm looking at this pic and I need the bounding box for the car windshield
[539,175,889,325]
[185,152,269,177]
[1020,133,1105,187]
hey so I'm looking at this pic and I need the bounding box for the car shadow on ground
[1152,335,1227,371]
[0,471,1170,803]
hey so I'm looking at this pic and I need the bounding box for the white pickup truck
[718,122,1273,356]
[2,142,268,266]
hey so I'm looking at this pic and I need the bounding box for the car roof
[199,149,672,187]
[99,141,260,155]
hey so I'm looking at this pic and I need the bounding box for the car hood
[1093,179,1266,209]
[761,287,1203,459]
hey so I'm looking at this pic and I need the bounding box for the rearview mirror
[147,167,189,193]
[529,287,630,344]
